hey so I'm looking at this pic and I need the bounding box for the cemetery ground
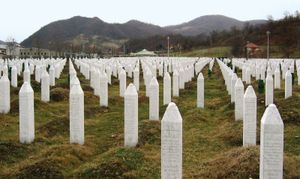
[0,61,300,178]
[175,46,300,58]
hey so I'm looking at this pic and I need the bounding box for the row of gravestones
[71,57,212,178]
[232,58,296,102]
[0,59,66,113]
[76,57,286,178]
[2,56,286,178]
[232,58,296,81]
[0,59,66,143]
[0,58,65,85]
[74,57,212,108]
[218,59,284,178]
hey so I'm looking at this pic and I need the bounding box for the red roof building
[245,42,261,58]
[245,42,259,50]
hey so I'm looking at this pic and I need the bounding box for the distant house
[245,42,261,57]
[0,42,21,58]
[246,42,258,50]
[19,47,57,58]
[0,44,6,58]
[6,44,21,57]
[130,49,157,56]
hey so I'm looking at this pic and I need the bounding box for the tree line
[126,11,300,58]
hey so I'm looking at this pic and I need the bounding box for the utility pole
[167,36,170,58]
[266,31,270,60]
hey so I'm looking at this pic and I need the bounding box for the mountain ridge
[165,15,266,36]
[21,15,267,50]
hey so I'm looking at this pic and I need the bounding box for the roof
[130,49,156,56]
[245,42,259,49]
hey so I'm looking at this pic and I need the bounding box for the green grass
[0,61,299,178]
[174,46,231,57]
[173,45,300,58]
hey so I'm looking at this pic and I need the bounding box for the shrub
[258,79,264,94]
[208,69,212,78]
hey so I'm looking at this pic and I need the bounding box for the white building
[0,44,6,58]
[0,42,21,58]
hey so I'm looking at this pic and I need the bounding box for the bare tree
[6,37,17,58]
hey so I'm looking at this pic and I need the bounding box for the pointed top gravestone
[265,74,273,106]
[125,83,138,96]
[100,72,108,107]
[119,69,126,97]
[70,81,84,145]
[41,70,50,102]
[274,67,281,89]
[133,67,140,91]
[0,75,10,113]
[163,72,171,105]
[149,77,159,120]
[260,104,284,179]
[285,70,292,99]
[243,85,257,146]
[161,102,182,179]
[197,73,204,108]
[173,71,179,97]
[231,73,237,103]
[235,78,244,121]
[124,83,138,147]
[23,63,31,83]
[11,66,18,87]
[19,82,35,144]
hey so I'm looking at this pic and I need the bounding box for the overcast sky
[1,0,299,42]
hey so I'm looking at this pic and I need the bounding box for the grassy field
[174,47,231,57]
[173,46,300,58]
[0,61,299,178]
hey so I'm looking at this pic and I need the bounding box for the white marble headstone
[259,104,283,179]
[41,70,50,102]
[173,71,179,97]
[243,85,257,146]
[69,81,84,145]
[100,72,108,107]
[19,82,35,143]
[265,74,273,106]
[235,78,244,120]
[149,77,159,120]
[133,67,140,91]
[0,75,10,113]
[49,65,55,86]
[124,83,138,147]
[197,73,204,108]
[285,70,292,99]
[161,102,182,179]
[11,66,18,87]
[119,69,126,97]
[163,72,171,105]
[231,73,237,103]
[274,67,281,89]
